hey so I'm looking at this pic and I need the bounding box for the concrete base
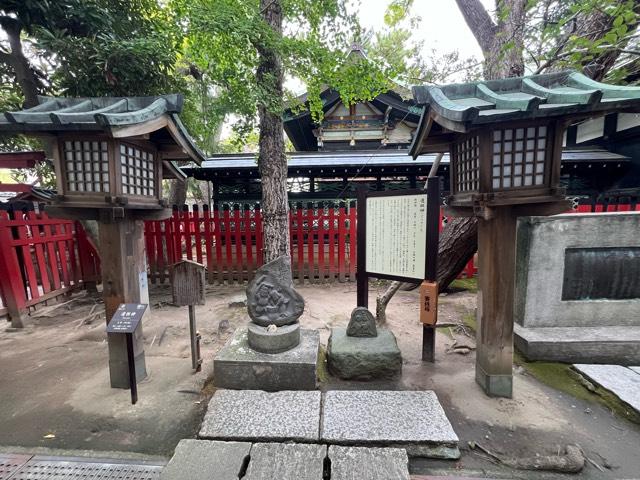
[107,330,147,389]
[515,324,640,365]
[327,328,402,380]
[475,363,512,399]
[247,322,300,353]
[214,327,319,391]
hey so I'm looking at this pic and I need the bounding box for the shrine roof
[0,95,205,164]
[410,71,640,157]
[183,148,627,180]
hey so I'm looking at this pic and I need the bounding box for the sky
[355,0,494,62]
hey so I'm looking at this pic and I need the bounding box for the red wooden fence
[0,211,101,327]
[145,202,358,285]
[145,201,640,286]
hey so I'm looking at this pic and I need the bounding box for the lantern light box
[410,70,640,399]
[0,94,205,219]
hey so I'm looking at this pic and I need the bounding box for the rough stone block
[244,443,326,480]
[328,445,409,480]
[199,389,321,442]
[515,325,640,365]
[327,327,401,380]
[321,390,459,458]
[574,364,640,413]
[214,327,319,391]
[160,439,251,480]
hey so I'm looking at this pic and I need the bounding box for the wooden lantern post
[0,95,205,389]
[410,71,640,397]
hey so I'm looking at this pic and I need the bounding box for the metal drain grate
[5,457,163,480]
[0,455,32,480]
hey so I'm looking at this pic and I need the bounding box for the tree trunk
[436,217,478,288]
[256,0,290,264]
[168,179,187,207]
[0,16,40,108]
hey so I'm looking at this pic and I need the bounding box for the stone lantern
[0,94,204,388]
[410,71,640,397]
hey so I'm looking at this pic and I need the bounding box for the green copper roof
[412,71,640,127]
[0,94,205,164]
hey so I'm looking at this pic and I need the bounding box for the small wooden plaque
[171,260,206,306]
[419,281,438,325]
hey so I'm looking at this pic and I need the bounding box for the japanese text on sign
[365,193,428,280]
[106,303,147,334]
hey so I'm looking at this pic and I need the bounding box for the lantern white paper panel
[64,141,110,193]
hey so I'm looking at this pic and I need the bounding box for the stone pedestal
[327,327,402,380]
[213,327,319,391]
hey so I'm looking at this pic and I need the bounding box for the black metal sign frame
[356,178,440,309]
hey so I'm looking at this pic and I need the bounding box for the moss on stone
[449,278,478,293]
[514,353,640,424]
[317,345,329,384]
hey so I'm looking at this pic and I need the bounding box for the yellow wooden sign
[419,281,438,325]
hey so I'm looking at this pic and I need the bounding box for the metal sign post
[106,303,148,404]
[356,178,440,361]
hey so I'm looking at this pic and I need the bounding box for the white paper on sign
[365,193,428,280]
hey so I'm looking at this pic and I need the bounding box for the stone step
[321,391,459,459]
[161,440,409,480]
[198,389,459,459]
[573,364,640,413]
[515,324,640,364]
[199,390,321,442]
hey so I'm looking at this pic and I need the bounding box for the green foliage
[526,0,640,82]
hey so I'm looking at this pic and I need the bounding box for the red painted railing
[145,202,358,284]
[145,201,640,285]
[0,210,100,326]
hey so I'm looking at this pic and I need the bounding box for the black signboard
[106,303,147,334]
[106,303,147,405]
[356,178,440,307]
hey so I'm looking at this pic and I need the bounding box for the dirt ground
[1,281,639,479]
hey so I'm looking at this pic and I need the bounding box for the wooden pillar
[99,217,148,389]
[475,207,516,398]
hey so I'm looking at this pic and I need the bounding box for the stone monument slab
[515,212,640,364]
[321,390,459,458]
[199,389,321,442]
[213,327,319,391]
[160,439,251,480]
[327,327,401,380]
[244,443,326,480]
[328,445,409,480]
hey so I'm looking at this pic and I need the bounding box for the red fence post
[0,211,28,327]
[76,221,100,292]
[337,201,346,283]
[348,200,357,281]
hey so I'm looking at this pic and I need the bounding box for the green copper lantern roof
[0,94,205,164]
[410,71,640,157]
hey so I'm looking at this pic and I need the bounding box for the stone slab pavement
[160,440,250,480]
[574,364,640,413]
[321,390,459,459]
[199,390,321,442]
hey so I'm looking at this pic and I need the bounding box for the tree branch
[455,0,497,53]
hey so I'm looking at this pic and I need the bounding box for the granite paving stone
[321,390,459,458]
[630,366,640,375]
[244,443,326,480]
[574,364,640,413]
[160,439,251,480]
[328,445,409,480]
[199,390,321,442]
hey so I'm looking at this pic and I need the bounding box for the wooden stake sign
[419,281,438,326]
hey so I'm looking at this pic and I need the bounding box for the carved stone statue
[246,256,304,353]
[346,307,377,337]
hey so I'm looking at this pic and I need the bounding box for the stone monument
[327,307,402,380]
[213,256,319,391]
[246,256,305,353]
[514,212,640,364]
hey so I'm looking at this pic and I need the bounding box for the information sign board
[365,193,428,280]
[106,303,147,334]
